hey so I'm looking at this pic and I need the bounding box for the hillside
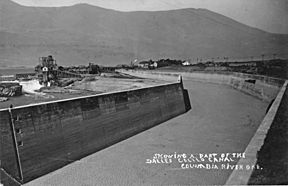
[0,0,287,67]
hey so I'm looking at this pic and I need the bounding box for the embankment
[0,80,190,185]
[117,70,284,102]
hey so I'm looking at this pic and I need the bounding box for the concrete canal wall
[0,80,190,185]
[117,69,287,185]
[226,80,288,185]
[117,70,284,102]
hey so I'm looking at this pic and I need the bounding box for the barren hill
[0,0,287,67]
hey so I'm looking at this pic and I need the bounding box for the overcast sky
[11,0,288,34]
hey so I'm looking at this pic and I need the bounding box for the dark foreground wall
[0,82,189,185]
[248,82,288,185]
[225,81,288,185]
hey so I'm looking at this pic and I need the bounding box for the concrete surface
[117,69,282,102]
[225,81,287,185]
[24,80,268,186]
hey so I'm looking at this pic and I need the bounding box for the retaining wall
[117,70,284,102]
[0,81,189,184]
[225,80,288,185]
[248,82,288,184]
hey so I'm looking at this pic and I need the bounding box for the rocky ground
[0,82,22,97]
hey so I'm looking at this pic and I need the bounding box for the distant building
[152,62,158,68]
[182,61,191,66]
[138,61,157,69]
[138,61,150,68]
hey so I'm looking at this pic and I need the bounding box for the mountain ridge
[0,0,287,67]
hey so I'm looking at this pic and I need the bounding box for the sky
[11,0,288,34]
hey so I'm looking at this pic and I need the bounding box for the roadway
[25,80,268,185]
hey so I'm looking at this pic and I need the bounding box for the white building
[182,61,191,66]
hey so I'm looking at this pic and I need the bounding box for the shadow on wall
[183,89,191,112]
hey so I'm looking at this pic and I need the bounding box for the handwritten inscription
[146,152,262,170]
